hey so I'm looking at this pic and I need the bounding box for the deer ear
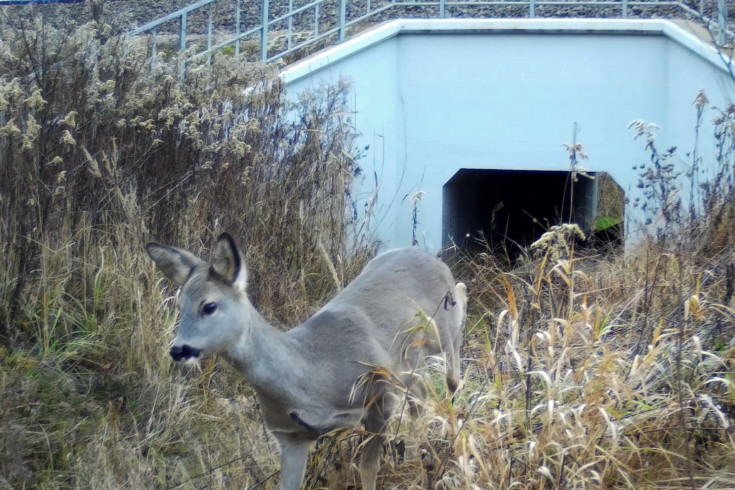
[212,233,247,292]
[146,243,202,286]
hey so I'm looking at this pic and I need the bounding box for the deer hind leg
[395,368,427,418]
[276,434,314,490]
[445,282,467,394]
[407,380,427,418]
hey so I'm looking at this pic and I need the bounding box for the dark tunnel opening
[442,169,623,254]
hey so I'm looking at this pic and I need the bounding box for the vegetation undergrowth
[0,3,371,487]
[1,3,734,489]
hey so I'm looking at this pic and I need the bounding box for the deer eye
[202,302,218,315]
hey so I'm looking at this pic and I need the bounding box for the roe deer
[146,233,467,490]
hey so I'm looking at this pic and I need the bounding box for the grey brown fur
[146,233,467,490]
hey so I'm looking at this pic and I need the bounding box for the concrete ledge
[282,18,728,84]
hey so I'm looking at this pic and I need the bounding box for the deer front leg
[359,432,385,490]
[359,408,389,490]
[276,434,314,490]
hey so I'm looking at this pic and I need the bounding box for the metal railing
[0,0,85,4]
[127,0,733,73]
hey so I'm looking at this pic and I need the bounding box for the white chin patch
[182,357,202,369]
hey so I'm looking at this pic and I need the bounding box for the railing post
[529,0,535,18]
[261,0,269,60]
[151,27,157,65]
[338,0,346,42]
[622,0,627,18]
[315,3,320,36]
[288,0,293,51]
[208,5,213,64]
[179,13,187,78]
[236,0,241,56]
[179,12,187,51]
[718,0,727,46]
[440,0,445,18]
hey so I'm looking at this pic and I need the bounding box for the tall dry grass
[0,4,372,488]
[2,4,735,490]
[439,235,735,488]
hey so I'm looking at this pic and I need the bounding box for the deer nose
[170,344,202,361]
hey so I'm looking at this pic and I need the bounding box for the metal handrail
[0,0,85,4]
[127,0,217,36]
[127,0,733,74]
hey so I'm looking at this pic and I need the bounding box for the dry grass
[439,240,735,489]
[2,4,735,490]
[0,5,369,488]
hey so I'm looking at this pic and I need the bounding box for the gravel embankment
[2,0,731,61]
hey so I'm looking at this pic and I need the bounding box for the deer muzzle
[170,344,202,362]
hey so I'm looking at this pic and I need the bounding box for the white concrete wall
[284,19,735,251]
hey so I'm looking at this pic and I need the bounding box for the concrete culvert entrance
[442,168,620,254]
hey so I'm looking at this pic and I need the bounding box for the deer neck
[223,302,310,403]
